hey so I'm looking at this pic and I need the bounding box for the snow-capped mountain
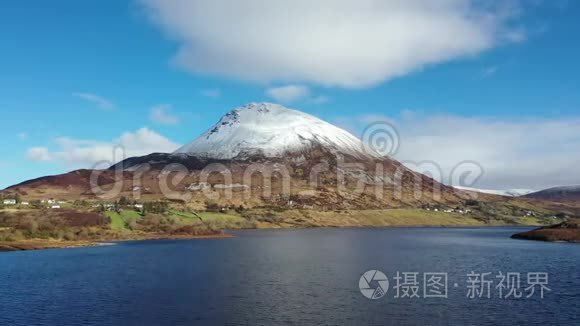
[174,102,381,159]
[453,186,535,197]
[6,101,461,209]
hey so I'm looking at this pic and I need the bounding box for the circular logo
[359,270,389,300]
[361,122,400,157]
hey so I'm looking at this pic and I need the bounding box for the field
[105,210,144,231]
[104,208,254,232]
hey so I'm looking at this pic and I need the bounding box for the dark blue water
[0,227,578,326]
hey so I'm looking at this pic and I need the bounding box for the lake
[0,227,578,326]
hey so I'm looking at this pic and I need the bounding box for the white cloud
[266,85,311,103]
[150,104,180,125]
[72,93,115,110]
[201,88,221,98]
[26,128,180,167]
[266,85,331,104]
[340,113,580,190]
[17,132,28,140]
[140,0,523,88]
[27,147,52,161]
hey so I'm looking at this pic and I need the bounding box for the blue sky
[1,0,579,190]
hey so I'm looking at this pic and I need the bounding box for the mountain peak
[174,102,380,160]
[235,102,286,112]
[203,102,304,137]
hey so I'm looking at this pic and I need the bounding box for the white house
[188,182,211,191]
[21,202,30,206]
[3,199,17,205]
[51,205,61,209]
[134,204,144,209]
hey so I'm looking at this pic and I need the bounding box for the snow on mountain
[525,185,580,201]
[500,189,536,197]
[453,186,535,197]
[533,185,580,192]
[174,102,381,159]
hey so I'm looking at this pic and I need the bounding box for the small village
[1,196,144,212]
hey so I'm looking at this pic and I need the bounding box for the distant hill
[453,186,534,197]
[524,185,580,202]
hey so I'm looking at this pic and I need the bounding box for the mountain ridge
[453,186,535,197]
[525,185,580,202]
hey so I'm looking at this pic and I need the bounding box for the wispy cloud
[504,29,527,43]
[26,128,180,166]
[266,85,310,103]
[150,104,180,125]
[310,95,330,105]
[26,147,52,161]
[265,85,330,104]
[17,132,28,140]
[201,88,221,99]
[480,66,499,79]
[72,92,115,110]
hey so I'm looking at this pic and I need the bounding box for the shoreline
[251,223,539,230]
[0,223,536,253]
[510,219,580,243]
[0,233,234,253]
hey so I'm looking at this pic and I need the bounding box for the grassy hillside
[0,200,569,252]
[237,208,557,229]
[104,210,144,231]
